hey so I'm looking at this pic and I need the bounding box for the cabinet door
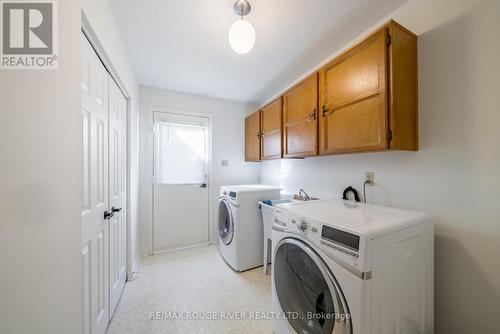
[388,21,418,151]
[245,110,261,161]
[260,98,282,160]
[319,29,388,154]
[283,74,318,158]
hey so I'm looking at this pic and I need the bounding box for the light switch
[221,160,229,167]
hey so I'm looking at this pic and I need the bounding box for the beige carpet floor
[107,245,273,334]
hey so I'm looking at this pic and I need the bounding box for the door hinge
[387,129,393,141]
[386,34,392,46]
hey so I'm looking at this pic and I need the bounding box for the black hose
[342,186,360,202]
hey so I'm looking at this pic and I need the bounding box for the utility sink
[292,194,320,201]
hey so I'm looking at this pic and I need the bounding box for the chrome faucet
[299,189,311,201]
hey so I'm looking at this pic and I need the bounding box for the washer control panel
[274,210,365,270]
[220,188,238,206]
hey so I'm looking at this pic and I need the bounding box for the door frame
[146,107,214,255]
[81,12,136,276]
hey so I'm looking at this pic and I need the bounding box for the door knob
[200,183,207,188]
[104,210,114,220]
[111,207,122,213]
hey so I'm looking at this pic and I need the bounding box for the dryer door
[218,198,234,245]
[274,238,352,334]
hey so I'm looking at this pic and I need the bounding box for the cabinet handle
[322,105,328,117]
[322,105,334,117]
[307,109,317,121]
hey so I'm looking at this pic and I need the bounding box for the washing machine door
[274,238,352,334]
[218,198,234,245]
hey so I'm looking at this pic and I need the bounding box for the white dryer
[218,185,281,271]
[271,199,434,334]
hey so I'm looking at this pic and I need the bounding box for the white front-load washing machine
[271,199,434,334]
[218,185,281,271]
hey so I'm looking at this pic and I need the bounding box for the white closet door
[81,33,110,334]
[108,77,127,317]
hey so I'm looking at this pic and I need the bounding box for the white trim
[154,112,209,127]
[157,182,208,186]
[152,242,210,256]
[81,12,129,98]
[132,254,141,272]
[81,12,135,277]
[126,254,142,282]
[146,106,214,255]
[130,254,142,276]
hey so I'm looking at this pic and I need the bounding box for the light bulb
[228,19,256,54]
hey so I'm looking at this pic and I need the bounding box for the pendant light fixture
[228,0,256,54]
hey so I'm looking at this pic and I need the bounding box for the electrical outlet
[221,160,229,167]
[365,172,374,186]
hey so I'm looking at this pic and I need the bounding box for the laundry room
[1,0,499,334]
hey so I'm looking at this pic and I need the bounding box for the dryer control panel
[273,208,370,273]
[320,225,360,258]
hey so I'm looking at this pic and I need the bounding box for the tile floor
[107,245,273,334]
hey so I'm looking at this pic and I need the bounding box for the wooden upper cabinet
[319,20,418,155]
[245,20,417,159]
[388,21,418,150]
[319,29,388,154]
[283,73,318,158]
[260,98,282,160]
[245,110,261,162]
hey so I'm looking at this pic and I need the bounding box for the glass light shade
[228,19,256,54]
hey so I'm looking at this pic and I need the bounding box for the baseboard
[152,242,210,255]
[127,254,142,281]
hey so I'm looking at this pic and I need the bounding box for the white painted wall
[0,1,140,332]
[82,0,141,274]
[0,2,82,333]
[139,86,260,254]
[260,0,500,332]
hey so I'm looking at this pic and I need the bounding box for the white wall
[0,2,82,334]
[139,86,260,254]
[82,0,141,274]
[260,0,500,332]
[0,1,140,332]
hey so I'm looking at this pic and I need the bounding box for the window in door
[157,122,208,185]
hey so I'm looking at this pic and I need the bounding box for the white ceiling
[109,0,407,104]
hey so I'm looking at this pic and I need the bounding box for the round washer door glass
[218,199,234,245]
[274,239,351,334]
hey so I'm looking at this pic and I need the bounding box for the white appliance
[218,185,281,271]
[271,199,434,334]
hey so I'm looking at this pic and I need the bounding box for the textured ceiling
[109,0,407,104]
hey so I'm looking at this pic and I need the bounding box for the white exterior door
[108,78,127,317]
[81,33,110,334]
[153,112,210,252]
